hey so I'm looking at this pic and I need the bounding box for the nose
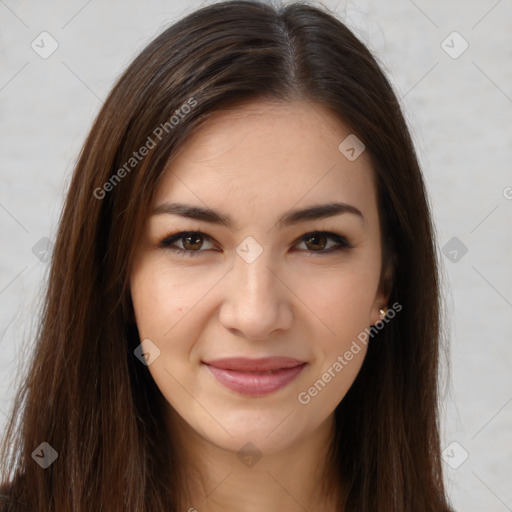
[218,249,294,341]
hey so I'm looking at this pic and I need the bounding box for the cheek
[297,258,380,371]
[130,255,202,334]
[302,266,379,327]
[130,262,199,396]
[130,259,184,340]
[296,274,373,412]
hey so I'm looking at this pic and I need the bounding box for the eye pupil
[305,234,327,251]
[183,234,203,250]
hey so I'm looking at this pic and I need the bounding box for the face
[130,99,388,456]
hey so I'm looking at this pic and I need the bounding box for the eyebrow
[152,201,364,229]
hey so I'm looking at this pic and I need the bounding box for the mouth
[203,357,307,396]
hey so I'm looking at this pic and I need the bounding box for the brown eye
[296,231,352,254]
[303,233,328,251]
[182,233,205,251]
[159,230,352,258]
[159,231,216,256]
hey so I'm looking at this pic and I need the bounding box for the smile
[203,357,307,396]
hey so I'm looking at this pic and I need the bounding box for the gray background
[1,1,511,510]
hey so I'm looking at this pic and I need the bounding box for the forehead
[153,99,378,227]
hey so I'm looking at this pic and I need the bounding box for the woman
[0,1,453,510]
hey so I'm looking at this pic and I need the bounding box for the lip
[203,357,306,396]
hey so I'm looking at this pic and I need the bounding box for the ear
[370,290,389,326]
[370,257,394,325]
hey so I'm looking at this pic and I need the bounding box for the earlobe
[370,302,389,326]
[370,285,391,326]
[371,252,395,325]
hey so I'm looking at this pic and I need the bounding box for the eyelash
[157,230,353,257]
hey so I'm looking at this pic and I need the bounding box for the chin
[212,426,305,457]
[190,404,316,456]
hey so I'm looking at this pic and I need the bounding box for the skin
[130,99,389,511]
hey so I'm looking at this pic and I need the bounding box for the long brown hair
[0,1,452,510]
